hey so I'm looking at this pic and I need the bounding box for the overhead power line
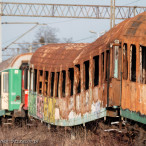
[124,0,142,6]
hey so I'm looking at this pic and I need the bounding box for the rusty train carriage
[29,12,146,126]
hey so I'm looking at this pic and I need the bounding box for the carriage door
[1,72,9,110]
[109,40,121,106]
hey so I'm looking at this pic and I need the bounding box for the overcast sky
[2,0,146,50]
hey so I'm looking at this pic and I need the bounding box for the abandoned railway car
[0,53,32,118]
[28,12,146,126]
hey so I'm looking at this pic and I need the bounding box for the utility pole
[0,0,2,62]
[110,0,116,28]
[113,0,115,27]
[110,0,113,29]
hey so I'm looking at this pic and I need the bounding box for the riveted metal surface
[74,12,146,64]
[30,43,88,72]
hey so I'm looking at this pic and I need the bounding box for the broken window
[44,71,48,96]
[84,61,89,90]
[39,82,42,94]
[62,71,66,97]
[123,44,128,80]
[51,72,55,97]
[38,70,43,94]
[101,52,104,82]
[140,46,146,84]
[69,68,74,96]
[33,69,37,92]
[75,64,81,94]
[56,72,60,97]
[93,56,99,86]
[106,50,110,81]
[114,46,119,78]
[24,68,28,89]
[130,45,136,82]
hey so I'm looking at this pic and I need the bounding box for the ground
[0,119,145,146]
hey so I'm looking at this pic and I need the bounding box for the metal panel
[8,69,21,111]
[28,92,37,117]
[37,95,44,120]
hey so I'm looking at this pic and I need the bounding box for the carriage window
[69,68,74,96]
[62,71,66,97]
[44,71,48,96]
[75,64,81,94]
[33,69,37,92]
[101,52,104,82]
[140,46,146,84]
[130,45,136,82]
[114,46,119,79]
[123,44,128,80]
[51,72,55,97]
[3,73,8,93]
[39,82,42,94]
[93,56,99,86]
[24,68,28,89]
[106,50,110,81]
[84,61,89,90]
[56,72,60,97]
[102,52,104,73]
[0,75,1,95]
[38,70,43,94]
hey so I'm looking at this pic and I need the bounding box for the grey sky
[2,0,146,50]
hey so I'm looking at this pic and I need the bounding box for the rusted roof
[30,43,88,71]
[74,12,146,64]
[0,53,33,71]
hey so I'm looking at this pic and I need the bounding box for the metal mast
[0,0,2,62]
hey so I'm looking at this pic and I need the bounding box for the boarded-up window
[62,71,66,97]
[130,45,136,82]
[84,61,89,90]
[69,68,74,96]
[93,56,99,86]
[140,46,146,84]
[123,44,128,80]
[51,72,55,97]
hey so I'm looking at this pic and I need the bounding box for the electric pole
[0,0,2,62]
[110,0,116,28]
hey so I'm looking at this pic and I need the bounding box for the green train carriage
[0,69,25,117]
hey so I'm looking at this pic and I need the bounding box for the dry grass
[0,119,145,146]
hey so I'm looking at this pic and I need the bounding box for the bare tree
[63,37,73,43]
[32,26,60,50]
[18,25,73,53]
